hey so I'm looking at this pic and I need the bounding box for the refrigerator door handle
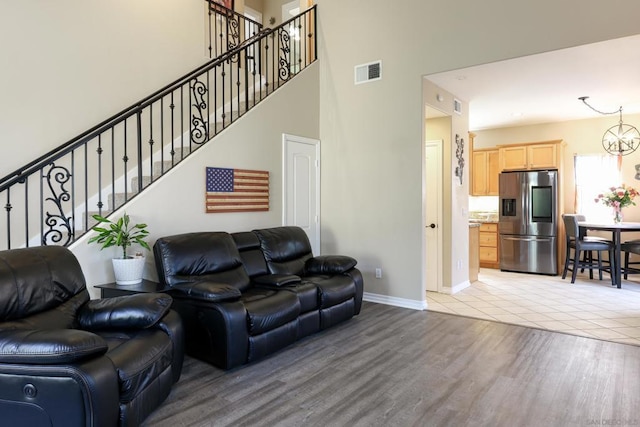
[502,236,554,243]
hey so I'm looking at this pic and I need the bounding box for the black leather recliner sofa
[153,226,363,370]
[0,246,184,427]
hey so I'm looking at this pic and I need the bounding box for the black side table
[95,280,167,298]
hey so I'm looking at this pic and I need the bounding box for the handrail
[0,3,268,192]
[0,5,317,250]
[0,9,310,192]
[1,26,256,192]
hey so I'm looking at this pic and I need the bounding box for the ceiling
[425,34,640,131]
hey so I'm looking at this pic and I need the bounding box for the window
[574,154,621,222]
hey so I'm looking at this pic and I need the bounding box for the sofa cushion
[154,232,251,292]
[253,227,313,275]
[305,275,356,308]
[0,291,90,331]
[0,329,108,364]
[0,246,86,321]
[287,281,319,313]
[241,288,300,336]
[253,277,318,313]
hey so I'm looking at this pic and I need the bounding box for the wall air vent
[354,60,382,85]
[453,98,462,115]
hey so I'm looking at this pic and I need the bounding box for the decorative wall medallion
[455,134,464,185]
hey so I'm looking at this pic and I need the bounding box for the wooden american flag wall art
[205,167,270,213]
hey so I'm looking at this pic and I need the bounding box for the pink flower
[595,184,638,209]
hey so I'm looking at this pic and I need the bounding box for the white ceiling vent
[354,60,382,85]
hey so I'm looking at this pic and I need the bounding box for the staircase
[0,3,317,250]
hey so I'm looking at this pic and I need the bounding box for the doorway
[244,6,262,75]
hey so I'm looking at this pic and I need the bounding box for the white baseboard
[444,280,471,295]
[363,292,427,311]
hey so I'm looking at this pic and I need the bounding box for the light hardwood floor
[143,301,640,427]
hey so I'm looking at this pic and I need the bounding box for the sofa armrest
[0,329,108,364]
[78,293,172,330]
[253,274,301,287]
[168,281,242,303]
[305,255,357,275]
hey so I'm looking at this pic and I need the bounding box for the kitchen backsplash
[469,196,498,221]
[469,211,498,222]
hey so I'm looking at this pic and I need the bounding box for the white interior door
[425,140,443,292]
[283,134,320,254]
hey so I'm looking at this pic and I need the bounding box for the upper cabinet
[499,140,562,171]
[470,139,564,197]
[471,149,500,196]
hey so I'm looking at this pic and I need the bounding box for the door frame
[282,133,321,254]
[423,139,444,295]
[244,6,262,74]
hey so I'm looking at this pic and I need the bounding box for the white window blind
[574,154,621,222]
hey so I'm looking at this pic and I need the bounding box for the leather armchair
[0,246,184,427]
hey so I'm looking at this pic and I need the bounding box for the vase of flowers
[595,184,638,223]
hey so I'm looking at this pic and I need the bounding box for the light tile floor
[426,268,640,346]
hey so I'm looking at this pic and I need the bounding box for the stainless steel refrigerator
[499,170,558,275]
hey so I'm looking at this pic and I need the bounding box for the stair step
[153,160,179,176]
[81,209,115,232]
[80,87,270,234]
[166,146,192,161]
[131,175,153,191]
[108,191,140,211]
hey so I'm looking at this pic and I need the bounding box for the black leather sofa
[153,226,363,370]
[0,246,184,427]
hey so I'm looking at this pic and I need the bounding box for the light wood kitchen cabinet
[499,140,561,171]
[471,149,499,196]
[479,222,499,269]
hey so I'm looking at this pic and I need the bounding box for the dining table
[578,221,640,288]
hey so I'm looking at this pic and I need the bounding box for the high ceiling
[425,34,640,131]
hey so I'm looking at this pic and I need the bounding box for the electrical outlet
[456,260,462,270]
[375,268,382,279]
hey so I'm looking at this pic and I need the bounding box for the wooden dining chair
[621,239,640,279]
[562,214,615,285]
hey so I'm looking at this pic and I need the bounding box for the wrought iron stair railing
[206,1,263,59]
[0,5,317,251]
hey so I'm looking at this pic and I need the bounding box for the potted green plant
[88,212,151,285]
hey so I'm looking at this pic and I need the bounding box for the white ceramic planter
[112,257,145,285]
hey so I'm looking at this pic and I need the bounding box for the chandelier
[579,96,640,156]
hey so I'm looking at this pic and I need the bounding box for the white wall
[72,63,320,298]
[316,0,640,306]
[0,0,209,178]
